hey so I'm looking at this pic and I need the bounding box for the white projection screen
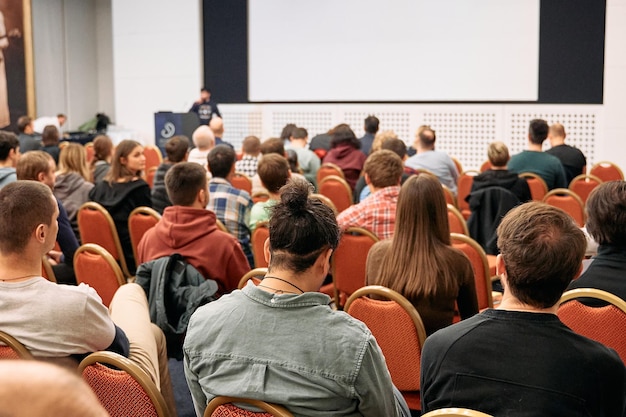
[248,0,540,102]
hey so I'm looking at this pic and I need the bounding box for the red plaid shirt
[336,186,400,239]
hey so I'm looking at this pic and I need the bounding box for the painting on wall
[0,0,34,132]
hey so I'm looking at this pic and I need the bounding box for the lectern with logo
[154,112,200,155]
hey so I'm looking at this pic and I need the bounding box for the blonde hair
[58,143,90,181]
[487,141,510,167]
[370,130,398,154]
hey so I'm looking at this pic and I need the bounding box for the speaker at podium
[154,112,200,155]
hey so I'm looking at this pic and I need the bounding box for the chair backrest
[457,170,479,219]
[84,142,95,164]
[0,330,33,359]
[332,227,379,308]
[41,256,57,283]
[313,148,327,161]
[251,221,270,268]
[518,172,548,201]
[310,193,338,216]
[447,204,469,235]
[542,188,585,227]
[589,161,624,182]
[238,267,268,289]
[442,185,456,208]
[344,285,426,410]
[145,166,158,189]
[318,175,353,214]
[79,351,171,417]
[568,173,603,204]
[422,408,494,417]
[215,218,231,234]
[73,244,127,307]
[316,162,344,185]
[204,396,294,417]
[143,145,163,172]
[129,206,162,268]
[479,160,492,172]
[231,172,253,194]
[251,191,270,205]
[558,288,626,363]
[451,233,493,310]
[451,156,463,175]
[77,201,132,279]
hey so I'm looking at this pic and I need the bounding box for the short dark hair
[165,135,190,163]
[380,137,407,159]
[165,162,207,206]
[528,119,549,145]
[258,154,290,193]
[201,87,211,94]
[17,116,32,133]
[207,145,236,178]
[0,131,19,161]
[280,124,297,142]
[364,115,380,134]
[292,127,308,140]
[497,202,586,308]
[586,181,626,246]
[242,136,261,155]
[269,178,340,273]
[0,181,56,254]
[330,124,360,149]
[41,125,59,146]
[260,138,285,156]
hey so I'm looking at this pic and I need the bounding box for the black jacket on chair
[467,187,520,255]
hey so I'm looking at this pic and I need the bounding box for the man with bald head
[546,122,586,184]
[188,125,215,171]
[209,116,233,148]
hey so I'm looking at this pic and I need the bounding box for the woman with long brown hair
[365,174,478,335]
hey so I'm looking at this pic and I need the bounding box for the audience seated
[89,140,152,274]
[184,178,410,417]
[209,116,233,148]
[90,134,113,183]
[358,114,379,156]
[251,137,307,195]
[16,115,41,153]
[40,125,61,165]
[546,122,587,184]
[249,153,290,232]
[337,150,404,240]
[0,131,19,189]
[366,174,478,335]
[508,119,568,190]
[151,135,190,214]
[187,125,215,171]
[279,123,297,146]
[285,127,321,187]
[207,144,254,267]
[235,135,261,178]
[421,202,625,415]
[138,162,249,295]
[323,124,367,191]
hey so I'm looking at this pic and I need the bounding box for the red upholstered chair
[238,267,268,289]
[422,408,494,417]
[542,188,586,227]
[204,396,293,417]
[0,330,33,359]
[128,206,162,268]
[79,351,171,417]
[332,227,379,309]
[251,191,270,205]
[479,160,492,172]
[558,288,626,364]
[251,221,270,268]
[313,148,327,161]
[145,166,158,189]
[447,204,469,236]
[143,145,163,173]
[310,193,338,216]
[41,256,57,283]
[451,157,463,176]
[73,244,127,307]
[568,173,603,204]
[344,285,427,412]
[316,162,344,185]
[451,233,494,311]
[442,185,456,208]
[77,201,133,279]
[457,170,479,219]
[231,172,253,194]
[318,175,353,214]
[519,172,548,201]
[589,161,624,182]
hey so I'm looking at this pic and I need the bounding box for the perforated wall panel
[221,105,264,150]
[270,111,334,140]
[342,111,412,144]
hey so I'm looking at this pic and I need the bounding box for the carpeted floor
[169,358,196,417]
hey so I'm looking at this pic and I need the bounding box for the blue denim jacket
[184,282,406,417]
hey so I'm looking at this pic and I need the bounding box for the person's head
[292,127,308,142]
[585,181,626,247]
[0,181,58,255]
[487,141,510,168]
[380,137,407,160]
[104,139,145,183]
[200,87,211,101]
[41,125,59,146]
[0,131,20,164]
[17,116,33,134]
[528,119,549,145]
[280,124,297,142]
[242,135,261,156]
[192,125,215,151]
[16,151,56,189]
[363,150,403,189]
[548,122,566,146]
[58,143,90,180]
[258,153,291,194]
[330,124,360,149]
[364,115,380,134]
[417,127,436,149]
[165,135,190,163]
[285,149,299,173]
[209,117,224,137]
[267,178,340,275]
[497,202,586,308]
[260,137,285,156]
[165,161,208,207]
[371,130,398,154]
[57,114,67,126]
[92,135,114,163]
[207,144,236,179]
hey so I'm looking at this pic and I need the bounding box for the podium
[154,112,200,156]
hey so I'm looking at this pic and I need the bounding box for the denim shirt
[184,282,405,417]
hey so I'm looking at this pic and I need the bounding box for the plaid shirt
[336,186,400,240]
[235,155,260,178]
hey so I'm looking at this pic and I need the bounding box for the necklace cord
[262,276,305,294]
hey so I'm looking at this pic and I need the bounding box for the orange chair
[316,162,344,185]
[451,157,463,176]
[451,233,494,311]
[332,227,379,308]
[447,204,469,236]
[79,351,172,417]
[129,206,162,268]
[73,244,127,307]
[143,145,163,173]
[344,285,427,411]
[77,202,132,279]
[519,172,548,201]
[568,173,603,204]
[204,396,293,417]
[313,148,327,161]
[145,166,158,189]
[238,267,268,289]
[318,175,353,214]
[422,408,494,417]
[558,288,626,364]
[479,160,491,172]
[84,142,95,164]
[251,191,270,204]
[542,188,585,227]
[310,193,338,216]
[457,170,479,219]
[251,221,270,268]
[442,185,456,208]
[589,161,624,182]
[41,256,57,283]
[231,172,253,194]
[0,330,33,359]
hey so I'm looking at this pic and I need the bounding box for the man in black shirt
[189,87,221,125]
[546,122,586,184]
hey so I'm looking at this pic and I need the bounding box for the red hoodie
[323,143,367,190]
